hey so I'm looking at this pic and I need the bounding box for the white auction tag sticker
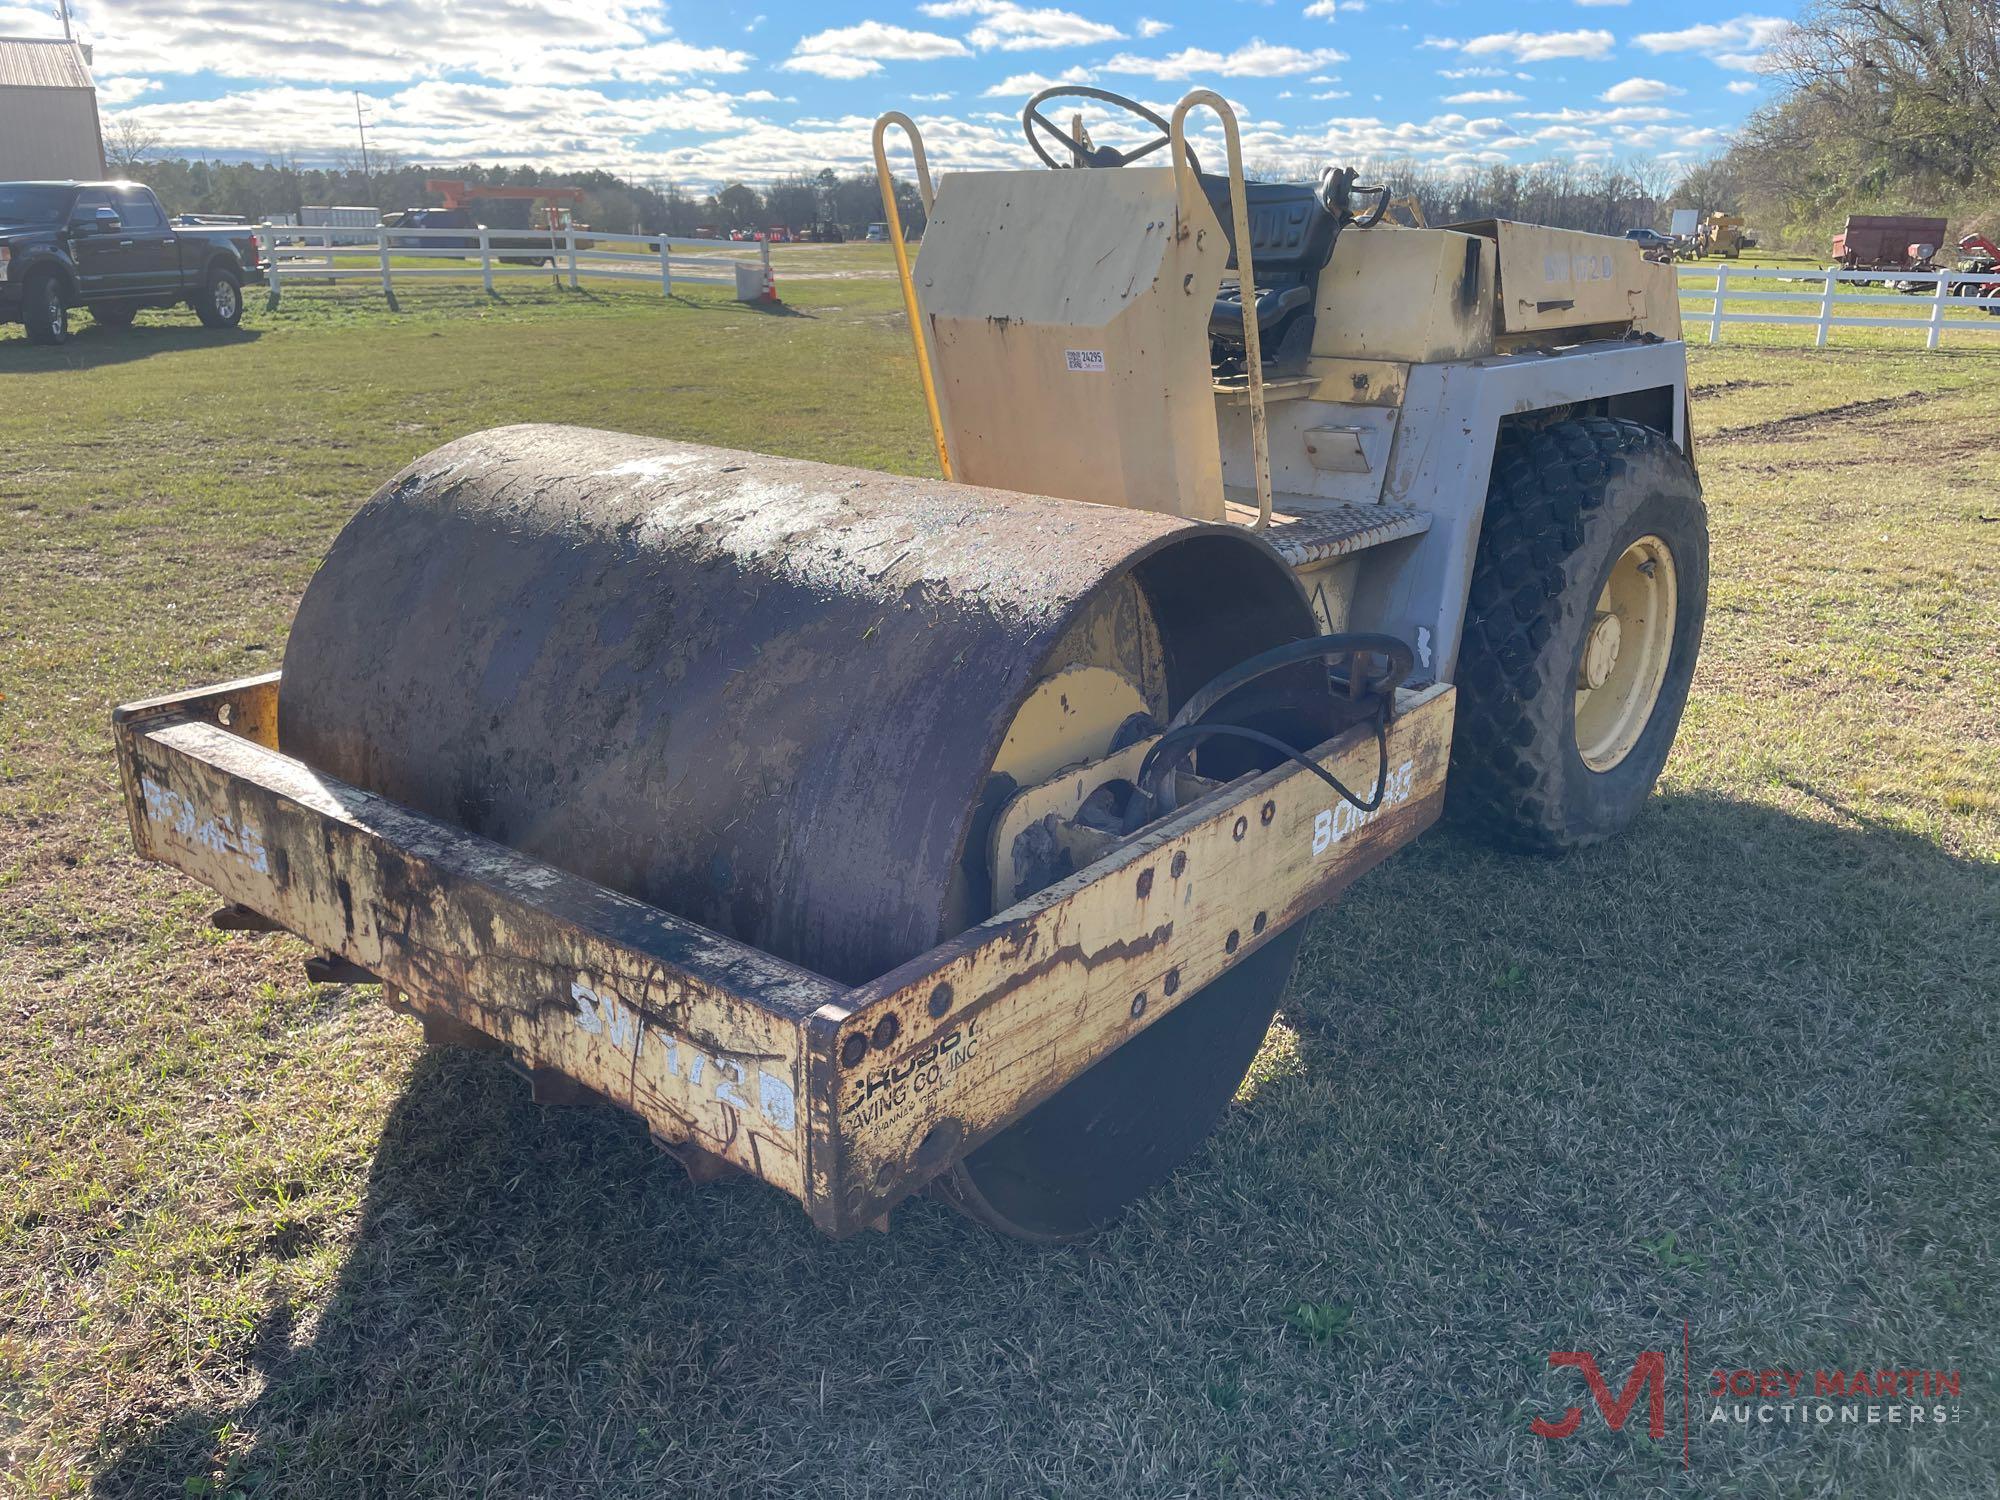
[1064,349,1106,373]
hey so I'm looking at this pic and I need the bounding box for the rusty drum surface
[281,424,1321,989]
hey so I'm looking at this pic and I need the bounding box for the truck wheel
[88,304,136,329]
[1449,418,1708,853]
[194,268,243,329]
[22,272,70,345]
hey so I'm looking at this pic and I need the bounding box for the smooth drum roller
[282,424,1332,1238]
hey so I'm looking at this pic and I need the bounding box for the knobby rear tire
[1448,418,1709,853]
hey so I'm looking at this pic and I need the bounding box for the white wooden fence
[1678,265,2000,349]
[261,224,777,309]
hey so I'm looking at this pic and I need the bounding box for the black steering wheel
[1022,85,1201,175]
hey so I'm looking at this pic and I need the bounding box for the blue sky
[10,0,1799,185]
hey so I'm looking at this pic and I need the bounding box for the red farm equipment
[1953,234,2000,313]
[1831,214,1949,272]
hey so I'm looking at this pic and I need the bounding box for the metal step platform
[1223,500,1434,567]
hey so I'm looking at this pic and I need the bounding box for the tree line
[1259,157,1684,238]
[122,144,1674,244]
[107,133,926,238]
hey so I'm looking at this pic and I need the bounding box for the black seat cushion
[1210,282,1311,335]
[1199,177,1341,350]
[1197,178,1340,276]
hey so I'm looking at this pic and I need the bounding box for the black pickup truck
[0,180,263,346]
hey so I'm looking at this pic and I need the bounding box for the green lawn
[2,281,1997,1498]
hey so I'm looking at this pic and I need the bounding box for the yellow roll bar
[1170,91,1271,530]
[872,113,952,481]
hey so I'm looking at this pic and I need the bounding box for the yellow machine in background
[1694,212,1756,259]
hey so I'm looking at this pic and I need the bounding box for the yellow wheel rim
[1574,534,1677,773]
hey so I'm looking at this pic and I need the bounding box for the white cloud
[1600,77,1682,103]
[920,0,1123,50]
[1635,15,1792,70]
[783,19,969,79]
[1137,17,1171,37]
[1438,66,1512,79]
[76,0,740,86]
[1726,79,1759,94]
[108,80,776,164]
[778,53,882,78]
[651,111,1030,182]
[1573,0,1628,6]
[1278,111,1585,165]
[1424,29,1614,62]
[1101,40,1347,79]
[487,41,753,85]
[791,21,971,60]
[97,82,1030,188]
[983,65,1093,97]
[97,76,163,106]
[1516,104,1684,125]
[1531,123,1608,151]
[1312,89,1349,100]
[1635,16,1791,53]
[1304,0,1336,16]
[1443,89,1522,104]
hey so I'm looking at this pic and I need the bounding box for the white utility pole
[353,92,373,181]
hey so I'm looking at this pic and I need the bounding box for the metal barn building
[0,37,105,180]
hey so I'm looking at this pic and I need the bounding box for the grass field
[2,278,1997,1498]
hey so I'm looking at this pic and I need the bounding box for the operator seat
[1201,177,1343,372]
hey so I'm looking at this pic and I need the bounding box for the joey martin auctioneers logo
[1529,1324,1968,1468]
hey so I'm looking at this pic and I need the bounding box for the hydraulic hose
[1134,632,1415,820]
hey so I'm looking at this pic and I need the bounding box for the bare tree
[104,117,162,175]
[1668,158,1741,216]
[1769,0,1999,175]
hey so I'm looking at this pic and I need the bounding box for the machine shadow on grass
[245,282,810,329]
[91,792,1997,1498]
[547,285,813,318]
[691,296,815,319]
[0,324,262,366]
